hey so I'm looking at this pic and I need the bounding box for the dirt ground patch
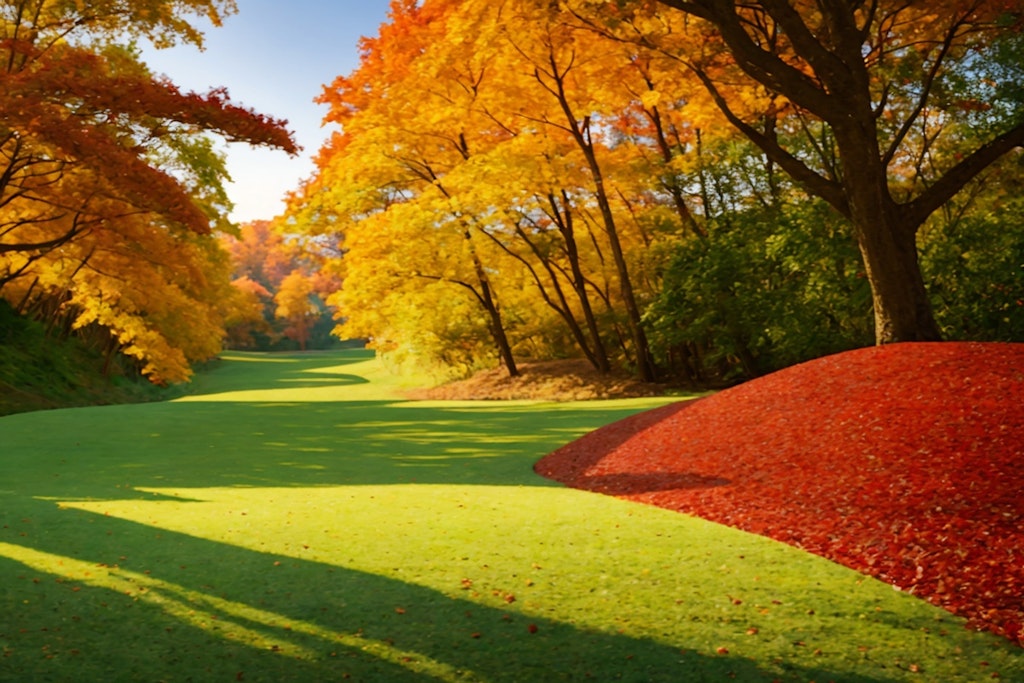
[404,359,666,401]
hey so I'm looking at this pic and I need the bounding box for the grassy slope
[0,350,1021,682]
[0,302,178,417]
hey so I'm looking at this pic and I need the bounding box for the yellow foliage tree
[273,271,319,351]
[290,0,729,379]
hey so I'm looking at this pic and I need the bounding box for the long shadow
[0,498,896,683]
[2,350,1018,681]
[0,399,667,499]
[186,349,377,396]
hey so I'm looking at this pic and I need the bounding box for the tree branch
[903,122,1024,229]
[688,63,850,216]
[0,217,81,254]
[658,0,836,117]
[882,10,968,167]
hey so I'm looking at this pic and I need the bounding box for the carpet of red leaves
[536,342,1024,645]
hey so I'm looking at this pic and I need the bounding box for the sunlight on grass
[58,484,1018,680]
[0,541,476,682]
[2,349,1021,681]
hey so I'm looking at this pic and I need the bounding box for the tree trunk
[836,123,943,344]
[466,231,520,377]
[577,121,658,381]
[852,214,942,344]
[480,282,519,377]
[490,217,607,372]
[550,192,612,372]
[539,50,657,382]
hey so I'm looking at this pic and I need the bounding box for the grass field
[1,350,1021,681]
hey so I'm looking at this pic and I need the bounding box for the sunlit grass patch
[1,349,1021,681]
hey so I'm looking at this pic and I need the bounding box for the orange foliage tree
[273,271,319,351]
[292,0,1023,380]
[291,0,715,379]
[220,220,341,351]
[1,0,297,381]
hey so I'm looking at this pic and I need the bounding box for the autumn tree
[294,0,1021,383]
[301,0,526,376]
[223,276,271,349]
[578,0,1024,343]
[477,0,661,380]
[221,221,299,291]
[273,271,318,351]
[295,0,693,380]
[1,0,297,381]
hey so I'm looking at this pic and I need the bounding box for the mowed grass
[0,350,1020,682]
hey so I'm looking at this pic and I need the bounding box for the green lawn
[1,350,1020,682]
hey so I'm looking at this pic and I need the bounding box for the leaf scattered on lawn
[538,342,1024,645]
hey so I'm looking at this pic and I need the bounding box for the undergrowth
[0,301,179,417]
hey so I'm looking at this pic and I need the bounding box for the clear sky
[140,0,393,223]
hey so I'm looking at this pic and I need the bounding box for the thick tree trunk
[650,0,1024,347]
[853,214,942,344]
[837,125,943,344]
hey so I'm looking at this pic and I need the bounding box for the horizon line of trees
[221,220,342,353]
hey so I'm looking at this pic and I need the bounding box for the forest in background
[2,0,1023,404]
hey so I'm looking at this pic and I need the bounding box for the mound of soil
[536,342,1024,645]
[405,359,665,401]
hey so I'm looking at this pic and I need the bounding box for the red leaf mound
[536,342,1024,645]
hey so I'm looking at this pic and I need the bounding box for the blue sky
[141,0,393,223]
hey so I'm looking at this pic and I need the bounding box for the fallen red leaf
[537,342,1024,646]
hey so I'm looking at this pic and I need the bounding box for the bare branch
[881,11,970,166]
[660,0,836,117]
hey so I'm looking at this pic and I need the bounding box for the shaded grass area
[1,350,1021,682]
[0,301,179,417]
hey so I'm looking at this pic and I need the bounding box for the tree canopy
[6,0,1019,387]
[632,0,1024,343]
[1,0,296,382]
[288,0,1022,382]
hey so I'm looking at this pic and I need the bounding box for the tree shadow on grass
[186,349,377,396]
[3,351,1020,681]
[0,499,898,683]
[0,399,679,500]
